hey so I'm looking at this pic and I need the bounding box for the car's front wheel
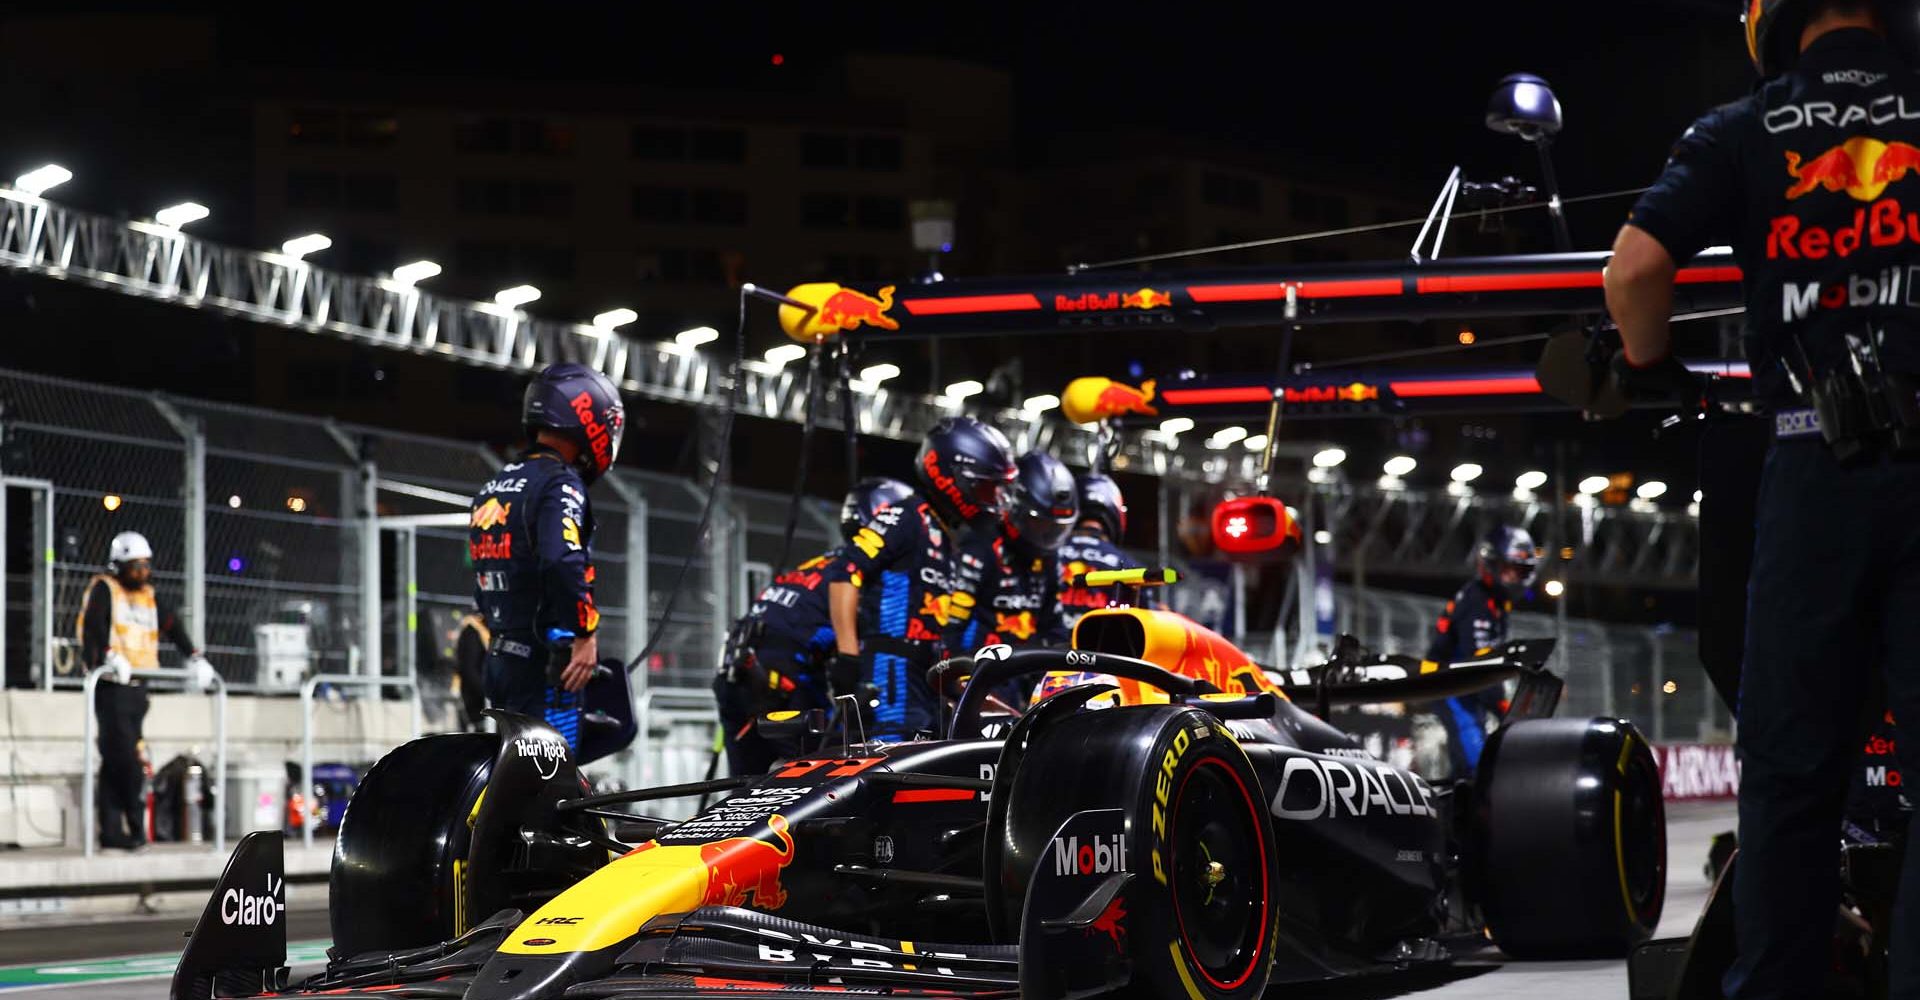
[994,703,1279,1000]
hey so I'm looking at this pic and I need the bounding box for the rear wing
[170,831,288,1000]
[1272,638,1563,718]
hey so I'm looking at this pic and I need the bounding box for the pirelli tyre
[1474,717,1666,958]
[993,700,1279,1000]
[329,733,494,956]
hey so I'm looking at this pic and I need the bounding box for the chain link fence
[1,366,1727,755]
[0,367,844,709]
[1335,586,1730,744]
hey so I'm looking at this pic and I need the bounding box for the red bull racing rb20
[171,576,1665,1000]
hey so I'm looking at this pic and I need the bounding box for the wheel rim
[1617,751,1665,923]
[1170,756,1269,991]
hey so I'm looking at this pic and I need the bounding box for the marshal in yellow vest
[75,574,161,669]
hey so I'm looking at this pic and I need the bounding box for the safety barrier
[80,664,227,858]
[299,673,421,849]
[635,687,722,819]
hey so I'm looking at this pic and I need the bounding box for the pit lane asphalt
[0,802,1734,1000]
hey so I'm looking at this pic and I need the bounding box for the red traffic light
[1211,495,1301,563]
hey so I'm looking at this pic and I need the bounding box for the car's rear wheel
[329,733,494,956]
[994,703,1278,1000]
[1475,717,1666,958]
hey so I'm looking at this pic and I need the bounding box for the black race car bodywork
[173,605,1665,1000]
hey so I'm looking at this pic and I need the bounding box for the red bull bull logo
[470,498,512,530]
[778,283,900,341]
[1120,287,1173,309]
[1784,137,1920,201]
[921,592,953,627]
[1061,377,1158,424]
[629,814,797,910]
[994,610,1038,641]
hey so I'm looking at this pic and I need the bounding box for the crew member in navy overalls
[1424,526,1538,778]
[716,477,913,773]
[469,363,625,749]
[1604,4,1920,992]
[1057,473,1142,627]
[828,417,1013,737]
[952,450,1077,654]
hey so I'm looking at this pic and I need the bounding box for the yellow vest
[75,573,160,669]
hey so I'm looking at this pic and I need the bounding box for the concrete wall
[0,688,419,849]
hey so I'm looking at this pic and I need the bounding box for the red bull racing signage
[1284,382,1380,404]
[1055,287,1173,311]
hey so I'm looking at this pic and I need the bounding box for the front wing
[256,907,1019,1000]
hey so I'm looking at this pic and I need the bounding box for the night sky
[210,0,1750,238]
[11,3,1761,623]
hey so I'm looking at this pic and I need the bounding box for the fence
[0,366,844,704]
[0,367,1727,796]
[1331,586,1729,744]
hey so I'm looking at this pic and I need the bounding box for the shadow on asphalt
[1279,963,1500,998]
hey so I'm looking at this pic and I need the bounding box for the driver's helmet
[1030,670,1123,707]
[1477,525,1541,584]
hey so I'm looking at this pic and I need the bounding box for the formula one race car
[173,572,1665,1000]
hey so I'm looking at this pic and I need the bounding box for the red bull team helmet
[840,477,916,540]
[524,363,626,484]
[915,417,1016,526]
[1746,0,1920,76]
[1478,525,1541,585]
[1075,473,1128,541]
[1007,451,1079,554]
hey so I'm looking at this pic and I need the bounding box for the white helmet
[109,531,153,570]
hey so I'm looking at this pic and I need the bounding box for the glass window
[690,129,746,163]
[456,177,515,216]
[632,185,688,223]
[518,119,575,156]
[800,133,850,168]
[454,240,513,279]
[801,193,851,229]
[1202,171,1261,212]
[632,126,686,160]
[635,248,725,284]
[342,173,397,214]
[1289,189,1350,227]
[1135,170,1172,209]
[854,195,904,231]
[454,116,513,153]
[286,169,339,209]
[855,135,902,171]
[344,111,398,148]
[518,180,575,217]
[518,243,576,281]
[691,188,747,226]
[287,108,339,146]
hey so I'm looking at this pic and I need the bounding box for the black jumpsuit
[1626,29,1920,996]
[468,448,598,719]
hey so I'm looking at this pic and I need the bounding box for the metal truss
[1322,482,1698,589]
[0,190,1217,479]
[0,190,1704,581]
